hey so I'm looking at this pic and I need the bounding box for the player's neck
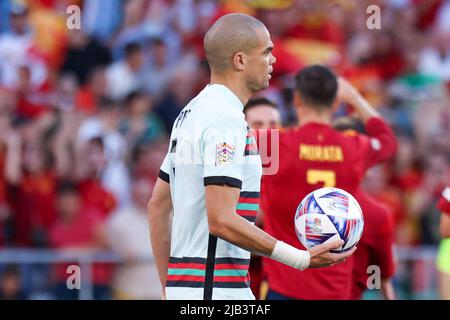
[210,73,252,106]
[297,108,332,127]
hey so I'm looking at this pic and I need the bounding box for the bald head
[204,13,268,73]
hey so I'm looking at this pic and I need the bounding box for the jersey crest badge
[216,142,236,166]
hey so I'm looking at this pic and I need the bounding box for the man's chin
[250,80,270,93]
[257,82,270,92]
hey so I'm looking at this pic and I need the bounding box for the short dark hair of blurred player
[243,98,281,299]
[244,98,281,130]
[436,187,450,299]
[258,65,397,300]
[333,117,396,300]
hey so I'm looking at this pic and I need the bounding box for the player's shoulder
[183,92,243,129]
[340,129,359,138]
[333,127,369,150]
[200,99,245,128]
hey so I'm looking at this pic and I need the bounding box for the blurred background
[0,0,449,300]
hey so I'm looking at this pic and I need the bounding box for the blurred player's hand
[308,239,356,268]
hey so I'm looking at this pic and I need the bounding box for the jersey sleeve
[347,117,397,170]
[158,153,171,184]
[202,118,246,189]
[438,187,450,215]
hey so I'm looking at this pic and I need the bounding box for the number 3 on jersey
[306,169,336,187]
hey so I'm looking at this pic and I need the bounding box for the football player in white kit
[148,13,355,300]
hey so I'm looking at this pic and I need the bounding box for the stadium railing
[0,246,440,300]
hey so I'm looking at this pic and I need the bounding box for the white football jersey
[159,84,262,300]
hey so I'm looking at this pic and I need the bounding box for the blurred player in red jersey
[259,65,397,299]
[333,117,396,300]
[244,97,281,299]
[437,186,450,299]
[438,187,450,238]
[350,192,396,299]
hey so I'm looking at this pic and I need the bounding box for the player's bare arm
[337,77,380,123]
[148,177,173,296]
[205,184,356,269]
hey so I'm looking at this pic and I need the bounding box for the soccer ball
[294,187,364,253]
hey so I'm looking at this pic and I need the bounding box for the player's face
[246,28,276,92]
[246,105,281,130]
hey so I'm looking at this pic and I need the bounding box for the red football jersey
[437,187,450,215]
[350,189,396,299]
[259,117,397,299]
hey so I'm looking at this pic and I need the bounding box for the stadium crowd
[0,0,449,299]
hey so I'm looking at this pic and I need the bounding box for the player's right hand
[307,239,356,268]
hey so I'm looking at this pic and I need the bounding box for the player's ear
[233,51,246,71]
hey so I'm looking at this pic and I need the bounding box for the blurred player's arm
[337,78,380,123]
[206,185,356,269]
[148,176,173,297]
[337,77,397,166]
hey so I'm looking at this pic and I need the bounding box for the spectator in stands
[153,68,197,133]
[81,0,123,43]
[142,38,177,98]
[0,3,47,90]
[0,264,26,300]
[73,137,117,219]
[418,28,450,82]
[49,181,111,300]
[77,98,130,207]
[120,90,166,150]
[61,29,111,86]
[4,122,57,247]
[130,139,168,184]
[106,42,144,101]
[107,178,160,299]
[73,66,108,115]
